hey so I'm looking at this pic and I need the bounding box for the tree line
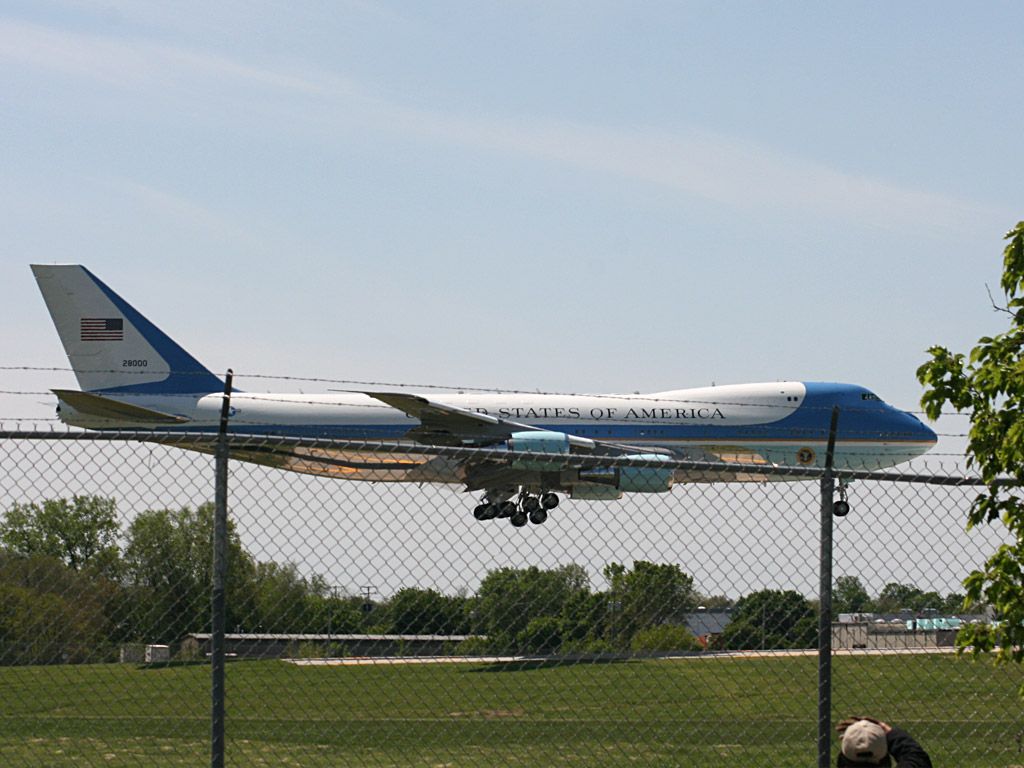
[833,575,966,616]
[0,495,967,664]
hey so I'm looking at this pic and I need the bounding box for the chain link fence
[0,431,1019,767]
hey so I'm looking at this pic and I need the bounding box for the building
[831,613,986,650]
[683,609,733,649]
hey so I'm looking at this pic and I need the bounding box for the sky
[1,1,1020,596]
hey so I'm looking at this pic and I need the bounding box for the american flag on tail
[80,318,124,341]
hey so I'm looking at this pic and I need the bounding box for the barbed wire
[0,429,994,485]
[0,415,974,456]
[0,392,963,444]
[0,365,975,419]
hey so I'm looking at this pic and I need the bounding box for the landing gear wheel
[522,496,541,514]
[473,504,489,520]
[540,492,559,510]
[510,511,529,527]
[832,481,851,517]
[528,508,548,525]
[498,501,516,518]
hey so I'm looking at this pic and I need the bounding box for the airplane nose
[905,411,937,450]
[922,420,938,444]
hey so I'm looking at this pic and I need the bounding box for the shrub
[452,636,491,656]
[629,624,701,653]
[517,616,562,654]
[296,642,326,659]
[560,638,620,656]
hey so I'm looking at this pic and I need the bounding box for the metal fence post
[212,370,233,768]
[818,406,839,768]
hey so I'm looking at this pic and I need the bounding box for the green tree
[559,590,610,650]
[917,220,1024,664]
[474,564,589,651]
[385,588,470,635]
[0,551,118,664]
[942,593,967,615]
[603,561,698,646]
[1,496,121,578]
[517,616,562,654]
[915,591,945,613]
[833,575,873,614]
[307,591,364,636]
[250,561,318,633]
[629,624,701,653]
[122,503,256,642]
[874,582,925,613]
[721,590,816,650]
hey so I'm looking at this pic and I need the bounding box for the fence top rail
[0,428,1004,486]
[186,633,480,642]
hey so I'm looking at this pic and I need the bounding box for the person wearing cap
[836,717,932,767]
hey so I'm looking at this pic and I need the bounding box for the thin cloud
[0,18,338,94]
[376,105,1005,233]
[0,16,1005,234]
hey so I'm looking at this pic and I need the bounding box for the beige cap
[841,720,888,763]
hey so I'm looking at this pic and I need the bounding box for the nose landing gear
[832,480,851,517]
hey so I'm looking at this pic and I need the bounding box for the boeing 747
[31,265,937,526]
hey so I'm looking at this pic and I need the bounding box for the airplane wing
[363,391,663,456]
[158,433,795,489]
[167,437,462,483]
[364,391,531,445]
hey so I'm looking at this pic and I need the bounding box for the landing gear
[473,499,516,520]
[832,481,851,517]
[473,490,560,526]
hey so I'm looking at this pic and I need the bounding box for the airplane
[31,264,937,526]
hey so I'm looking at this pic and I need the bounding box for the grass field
[0,653,1021,767]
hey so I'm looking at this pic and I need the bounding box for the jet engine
[577,454,674,493]
[504,430,594,470]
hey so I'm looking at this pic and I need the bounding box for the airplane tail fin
[31,265,224,395]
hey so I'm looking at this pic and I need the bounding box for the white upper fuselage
[56,381,937,472]
[31,264,937,483]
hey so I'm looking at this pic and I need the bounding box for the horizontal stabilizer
[53,389,190,424]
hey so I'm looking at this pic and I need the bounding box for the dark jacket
[837,727,933,768]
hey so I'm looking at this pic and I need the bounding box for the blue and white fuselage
[60,381,934,473]
[32,264,936,523]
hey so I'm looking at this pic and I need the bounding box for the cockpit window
[861,393,881,401]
